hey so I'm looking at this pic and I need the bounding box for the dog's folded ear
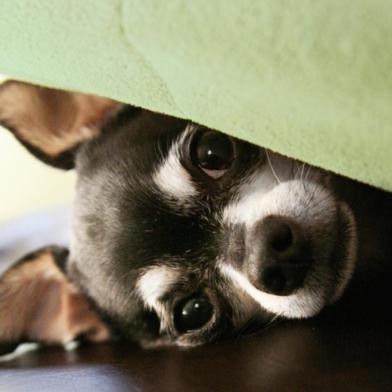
[0,246,109,353]
[0,81,122,169]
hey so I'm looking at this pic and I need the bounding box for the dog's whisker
[263,313,282,331]
[300,162,306,182]
[265,149,281,184]
[304,164,313,186]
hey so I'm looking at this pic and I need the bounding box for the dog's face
[68,109,356,347]
[0,82,358,348]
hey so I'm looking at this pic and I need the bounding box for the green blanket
[1,1,391,190]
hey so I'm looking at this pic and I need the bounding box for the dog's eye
[174,294,213,333]
[190,130,234,179]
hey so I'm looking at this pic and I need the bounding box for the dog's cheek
[0,247,110,350]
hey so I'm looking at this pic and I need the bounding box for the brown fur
[0,248,109,345]
[0,81,121,158]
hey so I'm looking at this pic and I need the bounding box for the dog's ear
[0,246,109,353]
[0,81,122,169]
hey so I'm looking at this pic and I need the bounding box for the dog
[0,81,391,351]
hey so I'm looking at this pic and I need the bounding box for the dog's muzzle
[245,215,313,296]
[221,180,357,319]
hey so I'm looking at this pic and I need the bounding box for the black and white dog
[0,81,391,350]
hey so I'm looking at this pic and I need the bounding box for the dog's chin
[221,202,358,320]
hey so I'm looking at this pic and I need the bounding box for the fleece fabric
[0,1,391,190]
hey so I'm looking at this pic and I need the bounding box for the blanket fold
[0,1,391,190]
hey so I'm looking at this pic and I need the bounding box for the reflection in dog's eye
[190,130,234,179]
[174,294,213,333]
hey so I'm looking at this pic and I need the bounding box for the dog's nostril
[270,223,293,253]
[248,215,312,295]
[260,264,309,295]
[261,267,287,294]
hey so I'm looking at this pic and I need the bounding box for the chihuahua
[0,81,391,350]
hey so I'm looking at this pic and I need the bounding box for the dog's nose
[248,215,313,295]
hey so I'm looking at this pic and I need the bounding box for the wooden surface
[1,290,391,392]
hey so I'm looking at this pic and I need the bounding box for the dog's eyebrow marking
[153,133,198,201]
[137,266,181,310]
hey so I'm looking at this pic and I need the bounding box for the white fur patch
[137,266,180,309]
[219,263,325,318]
[0,343,39,363]
[153,134,197,201]
[136,266,181,330]
[223,180,334,228]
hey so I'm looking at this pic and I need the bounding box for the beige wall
[0,126,75,224]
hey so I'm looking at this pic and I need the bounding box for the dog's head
[0,82,357,348]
